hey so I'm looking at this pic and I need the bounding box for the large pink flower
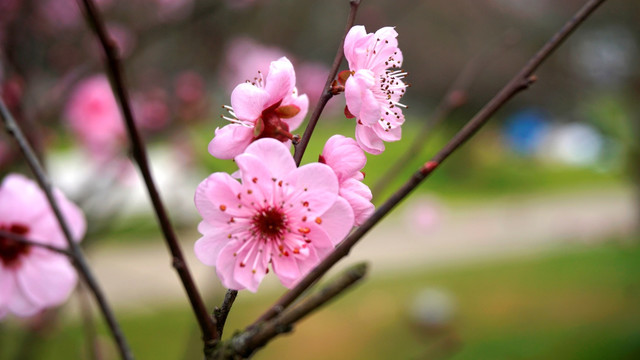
[0,174,86,318]
[320,135,374,225]
[343,25,407,154]
[208,57,309,160]
[65,75,125,161]
[195,138,354,292]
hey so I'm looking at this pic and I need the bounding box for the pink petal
[0,265,16,309]
[194,224,230,267]
[234,152,278,204]
[285,162,338,195]
[318,196,354,245]
[271,253,301,288]
[17,255,77,308]
[216,243,247,291]
[344,75,364,117]
[282,91,308,131]
[8,283,40,317]
[230,83,269,121]
[264,57,296,108]
[208,124,254,160]
[372,122,402,142]
[322,135,366,182]
[355,124,385,154]
[232,242,267,292]
[340,179,374,226]
[241,138,296,179]
[194,172,248,225]
[344,25,368,69]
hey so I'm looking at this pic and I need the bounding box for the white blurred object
[409,288,456,328]
[538,122,604,166]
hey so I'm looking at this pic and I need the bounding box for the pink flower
[65,75,125,161]
[320,135,374,225]
[0,174,86,318]
[343,25,408,154]
[195,138,354,292]
[208,57,309,160]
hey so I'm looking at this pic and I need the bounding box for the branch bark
[76,0,218,346]
[293,0,362,166]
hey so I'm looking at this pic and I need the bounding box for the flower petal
[195,172,249,225]
[264,57,296,108]
[340,179,374,226]
[230,83,269,121]
[215,242,247,291]
[194,224,231,267]
[344,25,368,68]
[282,91,308,131]
[17,255,77,308]
[241,138,296,179]
[318,196,354,245]
[208,124,254,160]
[355,123,385,154]
[322,135,366,182]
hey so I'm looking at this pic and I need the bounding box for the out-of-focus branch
[214,290,238,340]
[253,0,609,326]
[0,229,72,257]
[371,30,520,197]
[76,0,219,347]
[293,0,362,166]
[0,98,134,360]
[220,263,367,359]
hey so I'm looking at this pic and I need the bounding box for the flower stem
[293,0,362,166]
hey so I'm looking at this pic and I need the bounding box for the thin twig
[0,229,72,257]
[253,0,608,325]
[226,263,368,358]
[293,0,361,166]
[214,290,238,340]
[0,98,134,360]
[77,282,101,360]
[76,0,219,346]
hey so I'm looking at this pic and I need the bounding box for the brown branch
[293,0,361,166]
[224,263,368,358]
[253,0,609,325]
[0,98,134,360]
[76,0,219,346]
[213,290,238,340]
[0,229,72,257]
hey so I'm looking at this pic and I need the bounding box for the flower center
[251,207,287,242]
[0,223,31,268]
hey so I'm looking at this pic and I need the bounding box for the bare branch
[214,290,238,340]
[253,0,609,326]
[0,98,133,360]
[76,0,218,345]
[0,229,72,257]
[226,263,368,358]
[293,0,362,166]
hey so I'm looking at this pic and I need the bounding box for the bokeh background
[1,0,639,359]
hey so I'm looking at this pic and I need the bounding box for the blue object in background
[503,109,550,156]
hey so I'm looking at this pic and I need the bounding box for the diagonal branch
[213,289,238,340]
[76,0,219,346]
[0,98,134,360]
[293,0,362,166]
[0,229,72,257]
[252,0,609,326]
[225,263,368,358]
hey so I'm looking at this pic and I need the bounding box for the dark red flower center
[0,223,31,268]
[253,101,299,142]
[252,207,287,241]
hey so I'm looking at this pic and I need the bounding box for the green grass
[2,240,639,359]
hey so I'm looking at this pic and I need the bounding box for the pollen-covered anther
[298,227,310,234]
[219,204,227,211]
[315,217,322,224]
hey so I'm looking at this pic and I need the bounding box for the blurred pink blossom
[296,62,333,110]
[132,88,170,131]
[174,71,209,121]
[0,174,85,318]
[209,57,308,159]
[343,26,407,154]
[194,139,353,292]
[65,75,125,161]
[221,37,289,93]
[320,135,374,225]
[153,0,195,22]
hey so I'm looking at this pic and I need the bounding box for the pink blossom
[220,37,289,94]
[320,135,374,225]
[195,138,354,292]
[0,174,86,318]
[209,57,309,160]
[65,75,125,161]
[343,25,407,154]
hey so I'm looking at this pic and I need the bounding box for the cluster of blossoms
[195,25,405,291]
[0,174,85,318]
